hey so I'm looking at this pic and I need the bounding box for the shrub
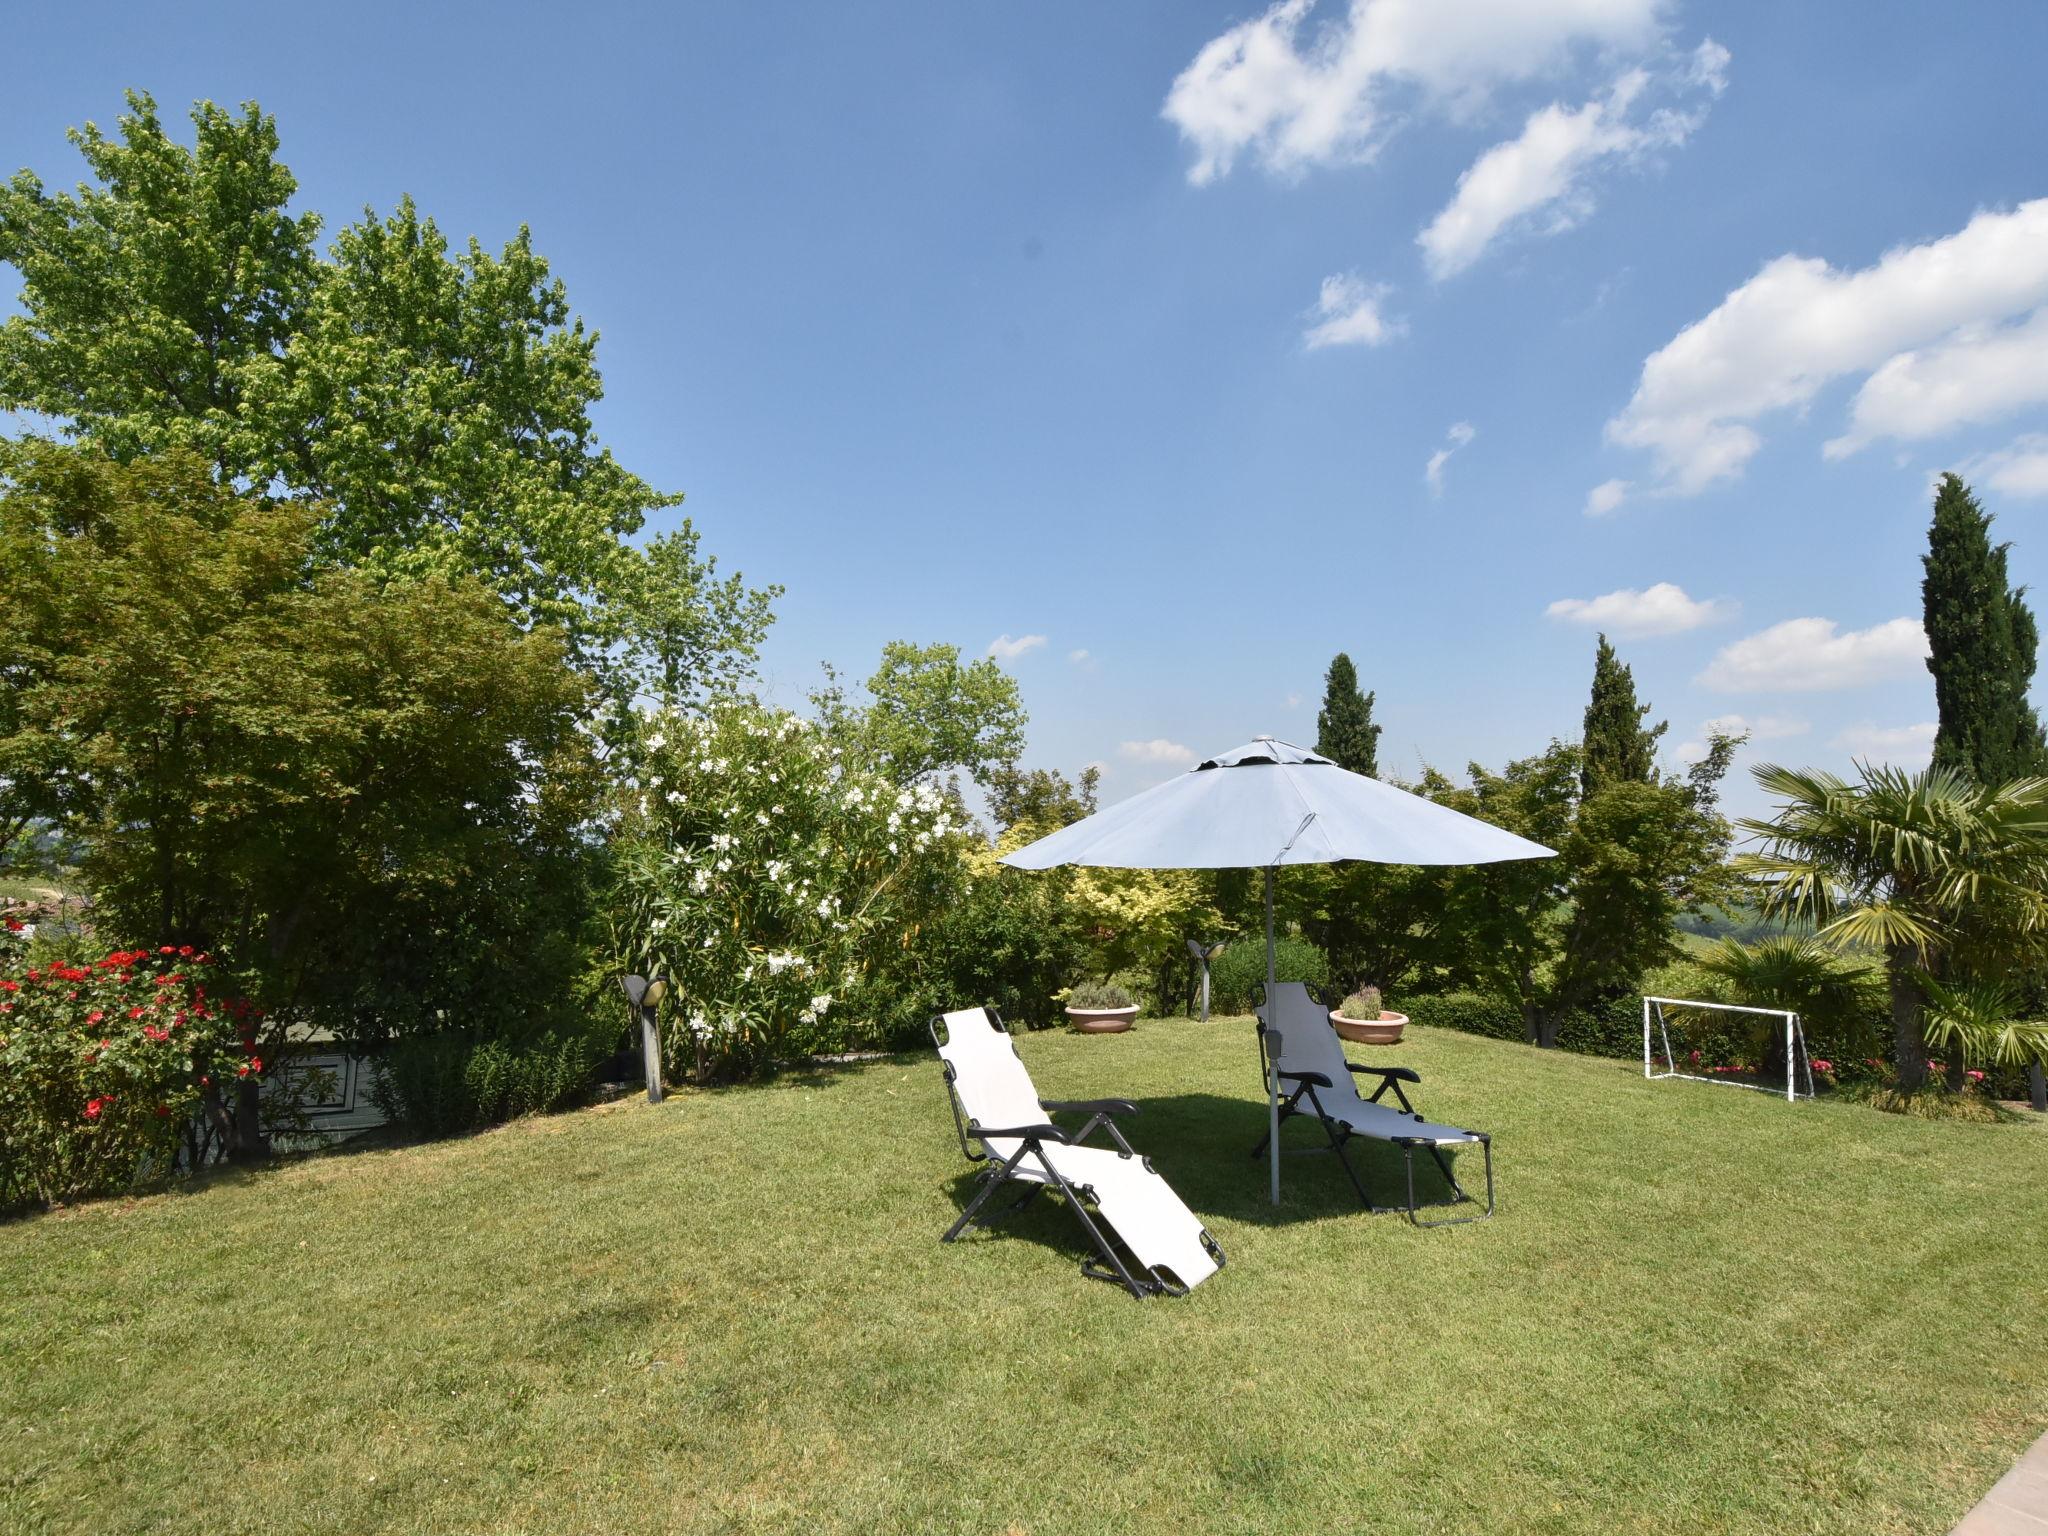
[884,853,1087,1035]
[1338,985,1383,1020]
[1066,981,1134,1011]
[372,1031,601,1139]
[0,945,257,1211]
[611,703,972,1079]
[1209,937,1330,1014]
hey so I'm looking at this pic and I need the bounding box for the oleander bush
[611,703,975,1080]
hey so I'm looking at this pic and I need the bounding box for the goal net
[1642,996,1814,1102]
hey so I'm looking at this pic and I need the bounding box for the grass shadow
[935,1090,1479,1247]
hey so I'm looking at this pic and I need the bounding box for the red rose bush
[0,944,259,1209]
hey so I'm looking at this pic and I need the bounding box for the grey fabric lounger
[1254,981,1495,1226]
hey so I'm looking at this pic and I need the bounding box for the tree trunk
[230,1079,270,1162]
[1888,947,1928,1092]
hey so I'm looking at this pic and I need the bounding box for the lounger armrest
[1276,1069,1334,1088]
[967,1122,1072,1145]
[1042,1098,1140,1118]
[1348,1064,1421,1085]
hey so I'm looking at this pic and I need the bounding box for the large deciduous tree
[1431,734,1738,1048]
[1315,652,1381,777]
[1923,472,2047,784]
[812,641,1027,789]
[0,443,603,1149]
[0,91,773,712]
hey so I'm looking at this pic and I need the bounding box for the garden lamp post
[618,974,669,1105]
[1185,937,1228,1021]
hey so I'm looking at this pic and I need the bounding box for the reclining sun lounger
[932,1006,1223,1297]
[1254,981,1494,1226]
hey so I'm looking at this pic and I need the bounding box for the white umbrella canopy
[1000,736,1555,1204]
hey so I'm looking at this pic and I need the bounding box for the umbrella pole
[1266,865,1280,1205]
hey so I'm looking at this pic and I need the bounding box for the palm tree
[1735,763,2048,1090]
[1693,934,1884,1083]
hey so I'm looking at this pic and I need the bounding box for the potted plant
[1330,984,1407,1045]
[1064,982,1139,1034]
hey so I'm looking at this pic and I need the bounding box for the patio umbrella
[1001,737,1554,1203]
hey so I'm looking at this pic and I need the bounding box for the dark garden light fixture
[618,973,668,1105]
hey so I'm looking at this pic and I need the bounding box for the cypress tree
[1924,472,2047,783]
[1581,634,1666,798]
[1315,652,1382,776]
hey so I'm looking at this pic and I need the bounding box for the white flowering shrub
[612,703,973,1078]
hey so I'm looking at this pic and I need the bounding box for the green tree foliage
[812,641,1026,789]
[1431,734,1738,1047]
[986,762,1098,838]
[0,95,320,474]
[0,445,603,1045]
[1315,652,1381,776]
[1580,634,1667,798]
[1923,472,2047,783]
[0,91,773,711]
[1736,761,2048,1090]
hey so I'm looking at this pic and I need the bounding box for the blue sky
[8,0,2048,819]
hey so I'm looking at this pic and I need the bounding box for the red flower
[159,946,175,955]
[84,1097,106,1120]
[86,1010,104,1024]
[155,1104,171,1118]
[128,1006,145,1020]
[142,1024,170,1043]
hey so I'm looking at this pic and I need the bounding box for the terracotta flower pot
[1330,1008,1407,1045]
[1065,1005,1138,1034]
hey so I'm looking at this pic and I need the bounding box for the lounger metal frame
[1252,1000,1495,1227]
[932,1009,1224,1298]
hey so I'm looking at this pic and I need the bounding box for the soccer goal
[1642,996,1814,1103]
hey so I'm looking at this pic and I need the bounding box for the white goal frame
[1642,996,1814,1103]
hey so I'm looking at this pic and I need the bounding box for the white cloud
[1583,477,1631,516]
[1965,433,2048,499]
[1832,721,1938,766]
[1419,43,1725,281]
[1825,307,2048,457]
[1425,420,1477,495]
[1697,617,1929,693]
[1605,199,2048,495]
[1284,691,1305,709]
[1162,0,1667,186]
[987,633,1047,660]
[1304,273,1401,349]
[1119,738,1197,766]
[1544,581,1733,636]
[1067,648,1090,663]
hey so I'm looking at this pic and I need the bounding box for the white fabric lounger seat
[933,1006,1223,1297]
[1255,981,1495,1226]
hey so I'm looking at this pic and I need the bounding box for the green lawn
[4,1018,2044,1535]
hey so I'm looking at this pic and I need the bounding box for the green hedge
[1209,938,1331,1016]
[372,1032,602,1139]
